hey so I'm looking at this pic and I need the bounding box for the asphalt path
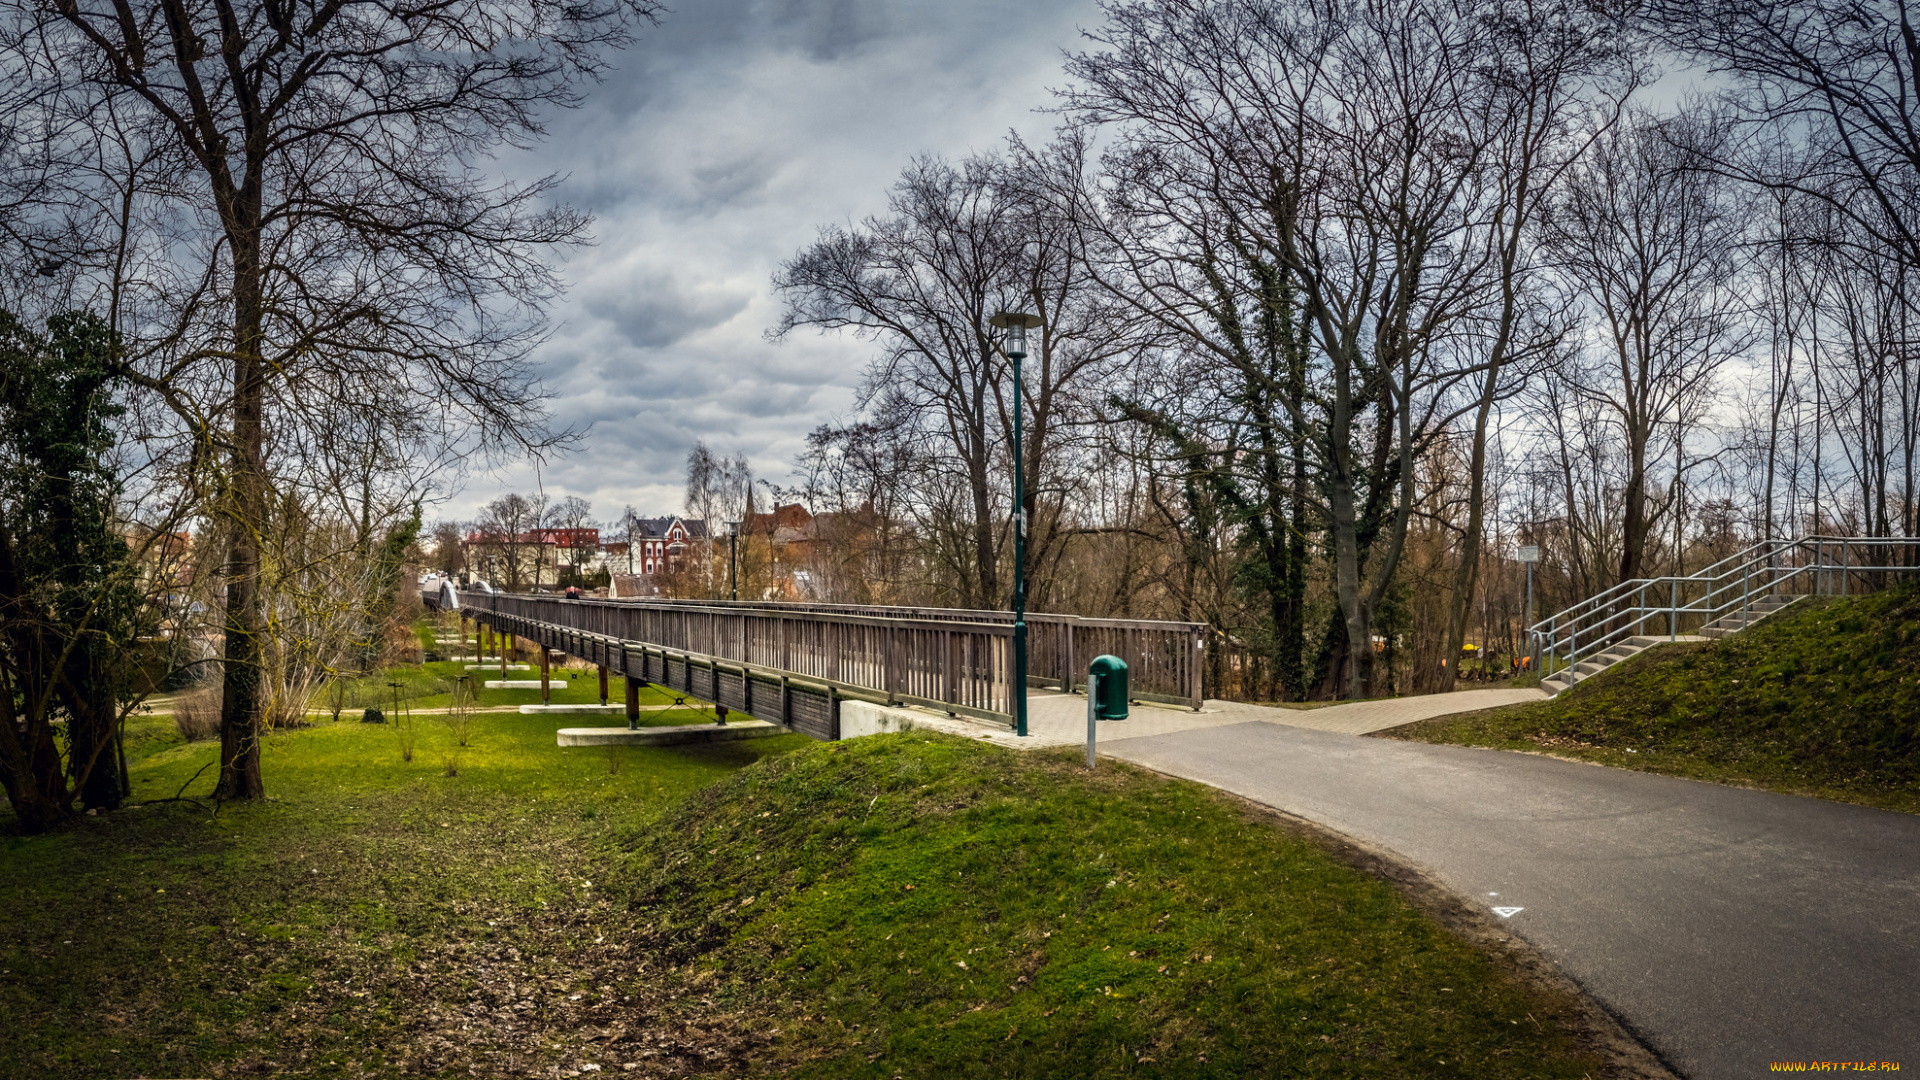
[1105,722,1920,1079]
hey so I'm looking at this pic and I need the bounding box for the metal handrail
[1526,536,1920,678]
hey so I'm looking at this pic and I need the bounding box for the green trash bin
[1090,654,1130,720]
[1086,654,1129,767]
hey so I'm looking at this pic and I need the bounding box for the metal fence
[1529,535,1920,675]
[429,591,1206,724]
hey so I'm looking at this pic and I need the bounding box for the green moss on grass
[625,733,1607,1078]
[2,707,804,1078]
[1383,585,1920,813]
[3,691,1615,1077]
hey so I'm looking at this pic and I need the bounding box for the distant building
[463,527,615,586]
[745,502,813,547]
[623,516,705,576]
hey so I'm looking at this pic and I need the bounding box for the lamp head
[725,519,741,538]
[990,311,1042,360]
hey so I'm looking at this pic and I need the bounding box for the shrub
[171,688,221,742]
[361,706,386,724]
[439,677,477,776]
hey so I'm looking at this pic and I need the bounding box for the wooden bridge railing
[590,597,1206,707]
[428,589,1206,726]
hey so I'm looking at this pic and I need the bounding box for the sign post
[1086,679,1096,769]
[1518,545,1541,673]
[1086,655,1129,769]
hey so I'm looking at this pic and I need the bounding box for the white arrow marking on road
[1491,906,1524,918]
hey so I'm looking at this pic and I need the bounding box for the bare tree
[1537,109,1750,584]
[475,493,542,592]
[791,420,922,603]
[774,138,1130,611]
[428,521,467,578]
[1648,0,1920,271]
[1065,0,1604,697]
[773,155,1023,608]
[1427,3,1635,691]
[550,494,595,586]
[684,441,751,598]
[0,0,658,799]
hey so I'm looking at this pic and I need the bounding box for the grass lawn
[249,653,727,728]
[1381,585,1920,815]
[3,680,1631,1077]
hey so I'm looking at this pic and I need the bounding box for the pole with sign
[1086,655,1129,769]
[1518,545,1540,672]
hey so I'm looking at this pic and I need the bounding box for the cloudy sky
[451,0,1100,524]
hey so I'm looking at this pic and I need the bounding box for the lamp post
[725,519,741,601]
[991,311,1043,738]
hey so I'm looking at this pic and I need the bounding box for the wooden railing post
[886,626,898,704]
[1191,627,1204,710]
[1064,622,1076,694]
[943,629,955,711]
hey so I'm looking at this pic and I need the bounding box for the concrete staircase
[1531,534,1920,699]
[1697,593,1802,639]
[1540,595,1804,696]
[1541,635,1706,696]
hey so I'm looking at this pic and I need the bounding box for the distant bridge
[421,588,1206,739]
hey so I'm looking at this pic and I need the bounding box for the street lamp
[725,519,741,601]
[990,310,1043,738]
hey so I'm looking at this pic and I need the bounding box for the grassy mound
[1385,585,1920,813]
[0,708,808,1079]
[0,706,1630,1078]
[622,733,1612,1078]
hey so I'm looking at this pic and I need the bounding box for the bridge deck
[423,588,1205,739]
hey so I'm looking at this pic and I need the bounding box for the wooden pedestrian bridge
[420,585,1206,740]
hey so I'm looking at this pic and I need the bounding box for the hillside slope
[1384,585,1920,812]
[620,733,1643,1078]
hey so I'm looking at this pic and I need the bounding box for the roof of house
[624,515,709,540]
[745,502,812,534]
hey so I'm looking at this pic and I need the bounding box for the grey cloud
[450,0,1098,522]
[767,0,894,62]
[580,266,752,350]
[690,153,782,214]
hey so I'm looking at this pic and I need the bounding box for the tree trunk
[1283,332,1310,701]
[1329,466,1367,700]
[1618,434,1650,585]
[967,436,997,610]
[0,720,68,833]
[217,224,269,801]
[65,680,124,811]
[1437,382,1500,694]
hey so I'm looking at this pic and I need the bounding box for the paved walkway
[1104,722,1920,1079]
[1190,687,1547,734]
[893,687,1546,748]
